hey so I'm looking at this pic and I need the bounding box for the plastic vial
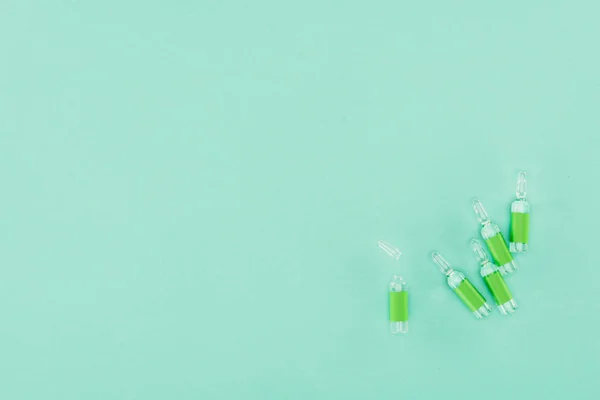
[431,252,491,319]
[471,239,518,315]
[510,171,531,252]
[473,199,517,275]
[378,241,408,335]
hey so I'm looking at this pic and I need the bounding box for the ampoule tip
[470,239,490,264]
[378,240,401,260]
[432,252,453,275]
[516,171,527,199]
[472,199,490,225]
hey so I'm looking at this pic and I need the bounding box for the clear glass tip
[470,239,490,265]
[378,240,402,259]
[516,171,527,199]
[432,252,453,275]
[472,199,490,225]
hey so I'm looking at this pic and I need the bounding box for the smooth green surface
[484,271,513,305]
[2,1,600,399]
[511,212,531,243]
[389,291,408,322]
[454,279,487,312]
[486,233,514,266]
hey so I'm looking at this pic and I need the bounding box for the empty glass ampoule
[431,252,491,319]
[471,239,518,315]
[473,199,517,275]
[379,241,408,334]
[510,171,531,252]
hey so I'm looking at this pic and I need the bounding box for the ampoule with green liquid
[379,241,408,335]
[510,171,531,252]
[473,199,517,275]
[471,239,518,315]
[432,252,491,319]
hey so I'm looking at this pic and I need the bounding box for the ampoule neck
[390,275,406,291]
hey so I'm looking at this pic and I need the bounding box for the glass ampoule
[471,239,518,315]
[473,199,517,275]
[379,241,408,335]
[431,252,491,319]
[510,171,531,252]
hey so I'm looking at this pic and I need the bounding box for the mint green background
[1,1,599,399]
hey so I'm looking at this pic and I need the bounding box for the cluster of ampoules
[380,171,531,334]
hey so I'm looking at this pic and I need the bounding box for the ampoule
[379,241,408,334]
[473,199,517,275]
[471,239,518,315]
[510,171,531,252]
[431,252,491,319]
